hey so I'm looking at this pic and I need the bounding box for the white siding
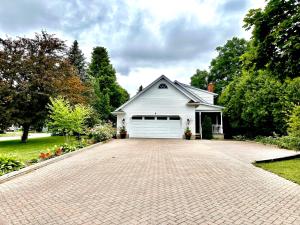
[185,87,214,104]
[117,80,196,137]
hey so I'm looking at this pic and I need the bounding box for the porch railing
[212,124,223,134]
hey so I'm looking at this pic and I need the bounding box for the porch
[195,111,223,139]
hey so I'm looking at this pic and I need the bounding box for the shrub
[255,136,300,151]
[288,105,300,137]
[0,157,24,175]
[60,143,77,153]
[233,135,247,141]
[88,123,116,142]
[202,116,213,139]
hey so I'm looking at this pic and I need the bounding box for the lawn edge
[254,153,300,164]
[0,140,111,184]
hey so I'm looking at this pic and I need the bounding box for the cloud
[0,0,60,33]
[220,0,248,13]
[0,0,265,95]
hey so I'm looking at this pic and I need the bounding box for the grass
[255,158,300,185]
[0,136,74,162]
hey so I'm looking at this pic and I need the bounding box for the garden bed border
[0,140,110,184]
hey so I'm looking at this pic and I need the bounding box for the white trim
[113,75,199,112]
[199,102,225,109]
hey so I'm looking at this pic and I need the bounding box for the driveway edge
[0,140,110,184]
[254,153,300,164]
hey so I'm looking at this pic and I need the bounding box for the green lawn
[255,158,300,185]
[0,136,71,162]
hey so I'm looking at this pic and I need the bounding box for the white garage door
[129,116,182,138]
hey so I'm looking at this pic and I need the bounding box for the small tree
[47,97,91,141]
[202,116,213,139]
[288,105,300,137]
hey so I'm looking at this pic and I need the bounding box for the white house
[113,75,224,139]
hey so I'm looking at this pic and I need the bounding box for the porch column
[220,112,223,134]
[199,112,202,139]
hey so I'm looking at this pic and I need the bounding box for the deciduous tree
[0,31,87,142]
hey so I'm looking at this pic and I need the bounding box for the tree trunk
[21,124,30,143]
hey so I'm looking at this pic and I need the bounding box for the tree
[190,69,209,90]
[88,47,110,79]
[67,40,87,82]
[47,97,91,140]
[88,46,129,119]
[202,116,213,139]
[0,31,87,142]
[219,70,286,137]
[190,37,248,95]
[210,37,249,95]
[244,0,300,79]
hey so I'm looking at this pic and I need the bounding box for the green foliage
[0,136,70,162]
[47,97,91,136]
[88,123,116,142]
[232,135,247,141]
[0,157,24,176]
[0,31,87,142]
[220,70,287,136]
[190,37,248,95]
[255,136,300,151]
[190,69,209,90]
[60,143,77,153]
[288,106,300,137]
[68,40,86,82]
[202,116,213,139]
[243,0,300,79]
[210,37,249,95]
[88,47,129,120]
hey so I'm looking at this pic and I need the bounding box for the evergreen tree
[68,40,87,82]
[202,116,213,139]
[88,46,129,120]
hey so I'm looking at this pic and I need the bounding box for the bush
[0,157,24,175]
[288,105,300,137]
[88,123,116,142]
[202,116,213,139]
[233,135,247,141]
[255,136,300,151]
[60,143,77,153]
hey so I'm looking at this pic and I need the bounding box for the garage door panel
[129,117,182,138]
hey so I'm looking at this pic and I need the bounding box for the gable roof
[175,81,218,96]
[113,75,200,112]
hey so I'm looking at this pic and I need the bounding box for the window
[157,116,168,120]
[158,83,168,89]
[169,116,180,120]
[144,116,155,120]
[132,116,143,120]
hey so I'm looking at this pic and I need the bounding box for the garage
[129,115,182,138]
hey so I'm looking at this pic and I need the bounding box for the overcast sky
[0,0,265,96]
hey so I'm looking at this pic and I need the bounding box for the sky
[0,0,266,96]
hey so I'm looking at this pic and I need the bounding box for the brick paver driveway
[1,139,300,225]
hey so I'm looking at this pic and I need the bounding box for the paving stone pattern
[0,139,299,225]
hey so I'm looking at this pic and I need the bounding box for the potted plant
[184,127,192,140]
[119,125,127,139]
